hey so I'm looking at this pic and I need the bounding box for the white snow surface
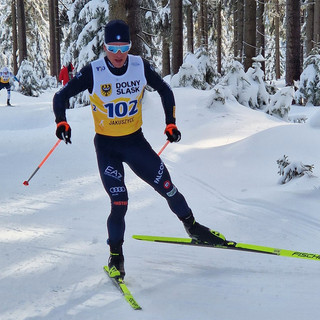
[1,87,320,320]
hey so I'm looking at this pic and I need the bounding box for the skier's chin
[113,59,125,68]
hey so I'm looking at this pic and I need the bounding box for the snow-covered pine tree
[140,0,160,61]
[171,47,219,89]
[264,0,286,81]
[25,1,50,81]
[277,155,314,184]
[0,0,55,90]
[17,60,42,97]
[171,61,204,89]
[295,49,320,106]
[62,0,108,108]
[219,60,251,105]
[0,0,14,67]
[244,54,269,110]
[266,86,293,120]
[207,84,236,107]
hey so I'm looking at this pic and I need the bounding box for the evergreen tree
[0,0,53,89]
[25,1,50,79]
[277,155,314,184]
[17,60,42,97]
[295,49,320,106]
[171,47,219,89]
[264,0,286,80]
[245,54,269,110]
[0,0,13,67]
[62,0,108,107]
[266,86,293,120]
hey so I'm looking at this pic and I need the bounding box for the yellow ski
[104,266,142,310]
[132,235,320,261]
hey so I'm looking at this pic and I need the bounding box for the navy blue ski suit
[53,56,192,246]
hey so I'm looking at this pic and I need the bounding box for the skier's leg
[94,135,128,276]
[6,85,11,106]
[125,133,226,245]
[125,135,191,219]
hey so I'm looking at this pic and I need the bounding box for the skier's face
[104,42,130,68]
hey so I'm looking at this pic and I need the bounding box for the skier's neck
[105,57,128,76]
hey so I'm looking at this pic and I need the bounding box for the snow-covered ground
[1,86,320,320]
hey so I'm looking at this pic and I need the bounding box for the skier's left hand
[165,124,181,142]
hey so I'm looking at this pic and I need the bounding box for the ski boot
[108,243,125,278]
[180,212,226,245]
[7,99,11,106]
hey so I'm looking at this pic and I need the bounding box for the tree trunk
[186,2,194,53]
[198,0,208,48]
[126,0,142,55]
[54,0,61,76]
[108,0,142,56]
[216,0,222,74]
[12,0,18,74]
[305,0,314,56]
[286,0,301,86]
[244,0,256,71]
[17,0,27,65]
[233,0,238,58]
[256,0,265,71]
[49,0,57,76]
[236,0,244,60]
[162,39,170,77]
[171,0,183,75]
[162,0,170,76]
[275,0,281,79]
[314,0,320,46]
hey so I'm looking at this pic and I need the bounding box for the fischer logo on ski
[291,252,320,259]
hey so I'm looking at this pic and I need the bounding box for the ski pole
[23,139,62,186]
[157,140,170,156]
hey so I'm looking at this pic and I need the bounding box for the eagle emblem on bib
[101,84,112,97]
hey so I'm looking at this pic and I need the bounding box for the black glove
[164,124,181,142]
[56,121,72,144]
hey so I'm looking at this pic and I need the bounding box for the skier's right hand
[165,124,181,142]
[56,121,72,144]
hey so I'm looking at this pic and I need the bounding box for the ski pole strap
[57,121,70,131]
[164,123,177,135]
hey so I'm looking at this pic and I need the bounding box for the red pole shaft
[38,139,61,168]
[23,139,61,186]
[157,140,170,156]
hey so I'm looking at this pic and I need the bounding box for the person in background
[59,62,74,86]
[0,66,21,106]
[53,20,228,279]
[59,62,74,108]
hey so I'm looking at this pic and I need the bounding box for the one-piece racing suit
[53,55,192,246]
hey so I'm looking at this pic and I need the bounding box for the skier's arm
[143,59,176,125]
[53,65,93,123]
[143,59,180,142]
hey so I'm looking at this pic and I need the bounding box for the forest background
[0,0,319,110]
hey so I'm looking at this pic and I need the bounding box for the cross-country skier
[53,19,227,278]
[0,66,20,106]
